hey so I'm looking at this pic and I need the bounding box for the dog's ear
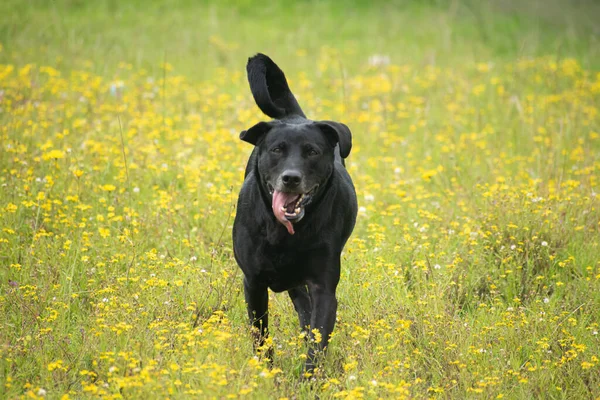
[315,121,352,158]
[239,121,273,146]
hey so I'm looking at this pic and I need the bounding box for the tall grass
[1,0,599,398]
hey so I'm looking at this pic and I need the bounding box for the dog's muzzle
[268,184,319,235]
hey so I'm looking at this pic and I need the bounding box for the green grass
[2,0,599,78]
[1,0,599,398]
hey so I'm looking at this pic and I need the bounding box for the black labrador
[233,54,357,373]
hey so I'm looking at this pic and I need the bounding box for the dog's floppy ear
[239,121,273,146]
[315,121,352,158]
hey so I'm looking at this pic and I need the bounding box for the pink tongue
[272,191,300,235]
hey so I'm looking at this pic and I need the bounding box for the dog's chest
[257,245,315,292]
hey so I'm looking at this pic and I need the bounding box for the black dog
[233,54,357,373]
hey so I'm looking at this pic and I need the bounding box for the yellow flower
[42,149,65,160]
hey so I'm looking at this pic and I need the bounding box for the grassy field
[1,0,599,398]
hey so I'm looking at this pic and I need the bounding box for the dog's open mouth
[269,185,318,235]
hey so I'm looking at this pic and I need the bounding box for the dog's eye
[271,147,282,154]
[307,149,319,156]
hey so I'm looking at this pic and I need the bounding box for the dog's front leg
[243,277,272,362]
[288,285,312,333]
[305,281,338,374]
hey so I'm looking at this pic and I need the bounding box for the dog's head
[241,54,352,235]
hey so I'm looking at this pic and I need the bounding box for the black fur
[233,54,357,374]
[246,53,306,119]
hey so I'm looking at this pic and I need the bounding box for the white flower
[37,389,47,397]
[434,264,441,270]
[348,375,357,381]
[368,54,390,67]
[543,297,550,304]
[510,245,516,250]
[133,187,140,193]
[541,241,548,247]
[190,255,197,262]
[364,194,374,202]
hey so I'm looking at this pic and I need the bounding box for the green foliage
[0,0,599,398]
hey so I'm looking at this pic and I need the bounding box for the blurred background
[2,0,599,78]
[1,1,600,398]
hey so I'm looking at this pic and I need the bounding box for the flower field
[1,1,599,398]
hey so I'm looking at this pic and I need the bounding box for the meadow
[1,0,599,398]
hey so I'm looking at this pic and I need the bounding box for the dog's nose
[281,170,302,188]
